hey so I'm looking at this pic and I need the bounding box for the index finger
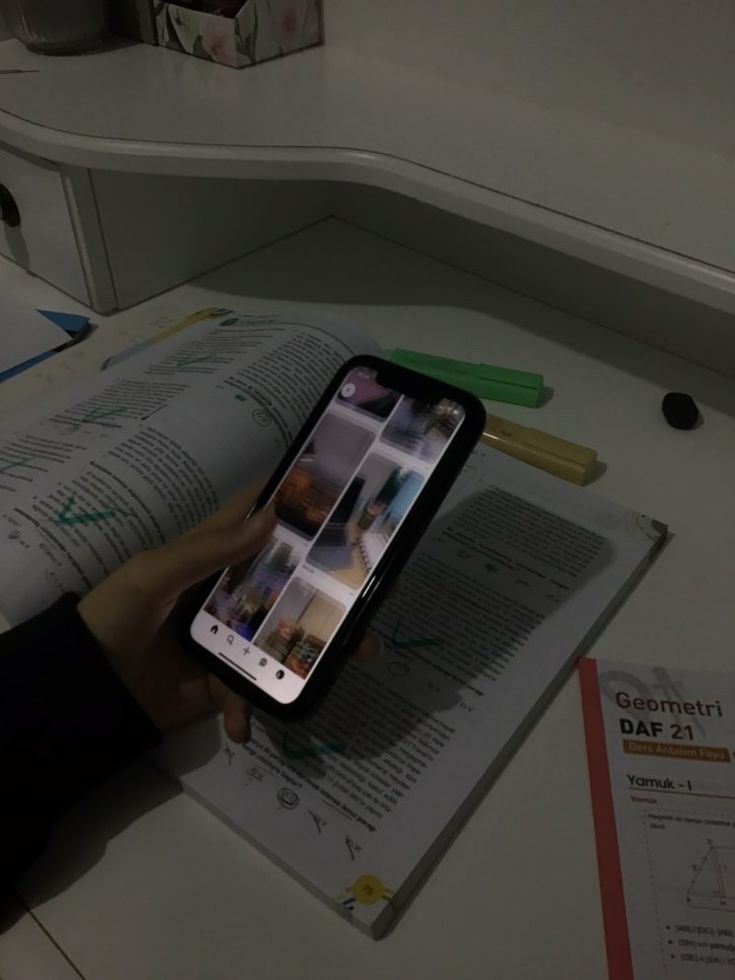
[353,631,383,661]
[199,482,266,532]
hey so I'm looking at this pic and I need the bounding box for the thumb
[138,505,276,601]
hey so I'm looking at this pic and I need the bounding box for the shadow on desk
[195,217,735,420]
[15,760,179,910]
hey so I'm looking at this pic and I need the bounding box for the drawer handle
[0,183,20,228]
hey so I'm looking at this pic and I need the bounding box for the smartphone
[189,355,485,715]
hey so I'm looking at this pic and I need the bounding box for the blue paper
[38,310,90,334]
[0,309,91,383]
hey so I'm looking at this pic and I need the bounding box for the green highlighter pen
[386,349,544,408]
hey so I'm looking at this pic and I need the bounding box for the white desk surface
[2,219,735,980]
[1,37,734,316]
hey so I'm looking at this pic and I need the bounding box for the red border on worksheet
[578,658,634,980]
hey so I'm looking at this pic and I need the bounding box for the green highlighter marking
[57,407,127,430]
[56,496,121,527]
[80,407,126,424]
[173,354,221,369]
[386,616,444,652]
[0,455,35,475]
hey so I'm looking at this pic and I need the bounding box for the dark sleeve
[0,595,161,898]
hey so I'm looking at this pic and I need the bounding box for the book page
[158,445,666,936]
[580,659,735,979]
[0,311,379,623]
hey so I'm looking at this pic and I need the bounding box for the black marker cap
[662,392,700,430]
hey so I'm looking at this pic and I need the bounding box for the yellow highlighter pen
[481,414,598,485]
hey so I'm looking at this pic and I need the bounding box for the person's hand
[78,489,380,742]
[78,489,274,742]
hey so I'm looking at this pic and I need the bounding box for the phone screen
[191,366,466,704]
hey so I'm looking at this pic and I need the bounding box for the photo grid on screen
[205,367,465,678]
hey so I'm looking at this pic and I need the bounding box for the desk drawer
[0,142,90,304]
[0,146,325,313]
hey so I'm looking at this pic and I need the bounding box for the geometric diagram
[687,843,735,912]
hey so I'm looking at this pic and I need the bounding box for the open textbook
[0,310,379,621]
[0,310,667,936]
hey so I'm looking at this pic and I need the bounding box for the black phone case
[184,354,486,718]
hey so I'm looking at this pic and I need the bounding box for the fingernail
[242,504,275,535]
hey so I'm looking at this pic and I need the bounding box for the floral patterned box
[155,0,322,69]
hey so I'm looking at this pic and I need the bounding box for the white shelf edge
[2,102,734,320]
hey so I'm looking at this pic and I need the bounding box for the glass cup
[2,0,106,54]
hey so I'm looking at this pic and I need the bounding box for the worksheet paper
[579,659,735,979]
[0,296,69,375]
